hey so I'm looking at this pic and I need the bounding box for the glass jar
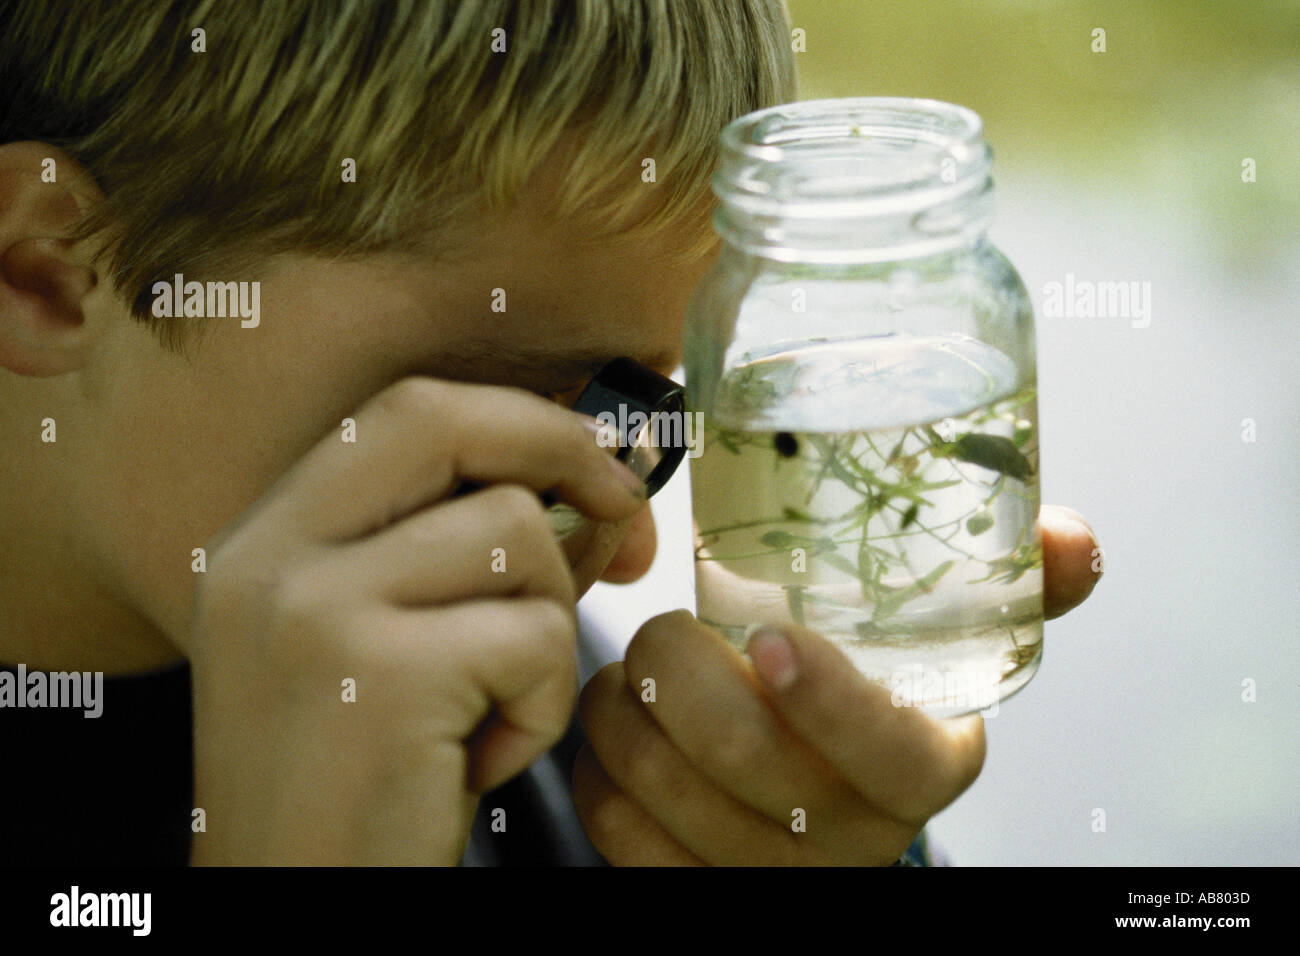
[684,98,1043,717]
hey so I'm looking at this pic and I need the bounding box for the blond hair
[1,0,797,352]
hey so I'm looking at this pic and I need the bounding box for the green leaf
[854,619,892,638]
[759,530,797,548]
[819,551,859,577]
[966,512,995,535]
[715,430,741,454]
[857,528,875,599]
[871,560,955,619]
[949,433,1034,481]
[913,478,962,492]
[972,542,1044,584]
[913,559,956,592]
[1000,387,1037,411]
[811,536,838,554]
[826,454,863,489]
[798,588,844,607]
[783,585,806,625]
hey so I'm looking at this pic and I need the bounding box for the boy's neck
[0,563,185,676]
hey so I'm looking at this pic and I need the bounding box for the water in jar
[691,332,1043,716]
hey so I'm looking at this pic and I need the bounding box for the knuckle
[695,714,764,782]
[890,721,986,823]
[579,662,621,705]
[269,570,329,632]
[887,760,943,824]
[335,617,401,677]
[377,376,447,418]
[623,616,667,674]
[506,384,555,410]
[195,551,352,680]
[577,662,619,731]
[573,753,622,844]
[584,799,622,847]
[490,484,548,537]
[533,597,577,650]
[568,413,604,456]
[196,539,280,623]
[654,762,696,815]
[948,719,988,789]
[620,731,672,800]
[260,568,352,669]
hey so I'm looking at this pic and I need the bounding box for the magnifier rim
[570,358,687,500]
[637,392,686,497]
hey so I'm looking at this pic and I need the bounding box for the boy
[0,1,1101,865]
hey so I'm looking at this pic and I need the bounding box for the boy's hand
[573,505,1102,865]
[186,377,645,865]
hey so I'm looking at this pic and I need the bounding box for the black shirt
[0,657,607,867]
[0,660,194,866]
[0,611,936,866]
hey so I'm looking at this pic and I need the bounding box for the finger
[596,501,658,584]
[578,663,826,865]
[622,611,927,856]
[744,618,987,826]
[400,597,577,793]
[317,483,574,609]
[571,744,706,866]
[1039,504,1102,619]
[269,377,645,542]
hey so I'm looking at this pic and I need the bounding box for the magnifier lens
[543,357,686,534]
[457,359,684,539]
[548,426,662,540]
[624,424,664,483]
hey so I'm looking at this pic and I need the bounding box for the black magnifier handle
[450,357,685,506]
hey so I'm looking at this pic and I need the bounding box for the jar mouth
[721,98,984,159]
[713,98,994,261]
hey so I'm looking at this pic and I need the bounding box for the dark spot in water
[774,432,798,457]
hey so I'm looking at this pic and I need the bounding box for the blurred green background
[776,0,1300,865]
[787,0,1299,271]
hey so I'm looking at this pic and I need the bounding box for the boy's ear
[0,141,106,377]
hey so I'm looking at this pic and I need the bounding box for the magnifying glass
[452,357,687,516]
[565,356,686,500]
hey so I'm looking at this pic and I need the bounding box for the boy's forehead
[407,216,704,389]
[366,134,714,390]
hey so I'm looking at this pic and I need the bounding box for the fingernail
[1071,514,1097,543]
[578,416,643,498]
[606,454,646,498]
[580,416,619,451]
[747,625,798,691]
[1071,516,1102,578]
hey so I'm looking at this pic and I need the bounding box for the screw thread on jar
[712,97,995,264]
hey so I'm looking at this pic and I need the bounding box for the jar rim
[718,97,986,164]
[710,97,995,261]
